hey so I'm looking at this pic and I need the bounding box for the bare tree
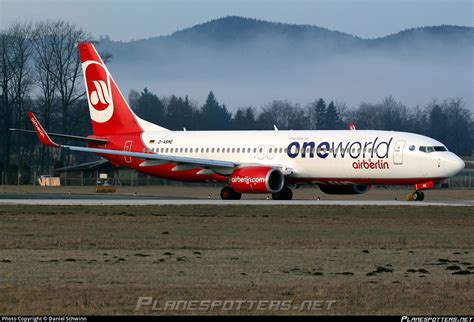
[9,22,35,171]
[0,30,14,182]
[33,22,59,171]
[258,100,307,130]
[0,22,35,183]
[47,21,92,164]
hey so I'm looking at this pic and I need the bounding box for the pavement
[0,194,472,206]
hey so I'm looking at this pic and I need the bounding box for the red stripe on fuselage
[90,134,225,183]
[286,177,446,185]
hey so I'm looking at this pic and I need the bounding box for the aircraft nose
[443,153,465,176]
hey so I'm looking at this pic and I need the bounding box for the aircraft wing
[9,128,108,144]
[26,111,237,169]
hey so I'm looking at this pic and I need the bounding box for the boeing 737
[19,43,465,201]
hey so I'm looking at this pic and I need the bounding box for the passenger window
[247,148,251,153]
[284,148,288,153]
[269,148,273,153]
[216,148,220,153]
[211,148,215,153]
[279,148,283,153]
[237,148,240,153]
[232,148,235,153]
[189,148,193,153]
[253,148,257,153]
[206,148,209,153]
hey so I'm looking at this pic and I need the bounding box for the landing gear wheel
[272,186,293,200]
[412,190,425,201]
[220,187,242,200]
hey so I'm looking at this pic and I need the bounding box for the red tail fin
[79,43,167,136]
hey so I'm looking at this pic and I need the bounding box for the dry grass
[0,205,473,315]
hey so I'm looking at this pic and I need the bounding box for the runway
[0,197,473,206]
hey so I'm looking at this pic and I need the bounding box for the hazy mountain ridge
[96,16,473,109]
[100,17,472,55]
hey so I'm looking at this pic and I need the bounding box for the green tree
[198,91,232,130]
[232,107,257,130]
[306,98,326,129]
[325,101,342,129]
[130,88,165,126]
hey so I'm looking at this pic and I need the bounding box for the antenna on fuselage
[273,125,279,131]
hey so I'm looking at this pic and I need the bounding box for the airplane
[18,43,465,201]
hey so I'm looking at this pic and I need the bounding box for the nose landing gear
[408,182,433,201]
[411,190,425,201]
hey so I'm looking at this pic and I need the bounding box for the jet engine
[230,166,284,193]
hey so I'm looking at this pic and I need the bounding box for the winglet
[27,111,59,147]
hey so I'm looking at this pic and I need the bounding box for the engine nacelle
[230,166,284,193]
[318,184,371,195]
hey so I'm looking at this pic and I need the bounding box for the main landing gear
[410,190,425,201]
[272,186,293,200]
[220,186,294,200]
[220,186,242,200]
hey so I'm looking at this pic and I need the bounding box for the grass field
[0,205,473,315]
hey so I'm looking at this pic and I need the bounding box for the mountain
[96,16,474,110]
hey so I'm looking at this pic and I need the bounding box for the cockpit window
[419,146,447,153]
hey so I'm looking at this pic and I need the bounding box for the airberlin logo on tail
[90,80,111,106]
[83,60,114,123]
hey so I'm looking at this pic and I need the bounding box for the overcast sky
[1,0,473,41]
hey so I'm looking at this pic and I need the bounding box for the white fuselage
[140,129,464,184]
